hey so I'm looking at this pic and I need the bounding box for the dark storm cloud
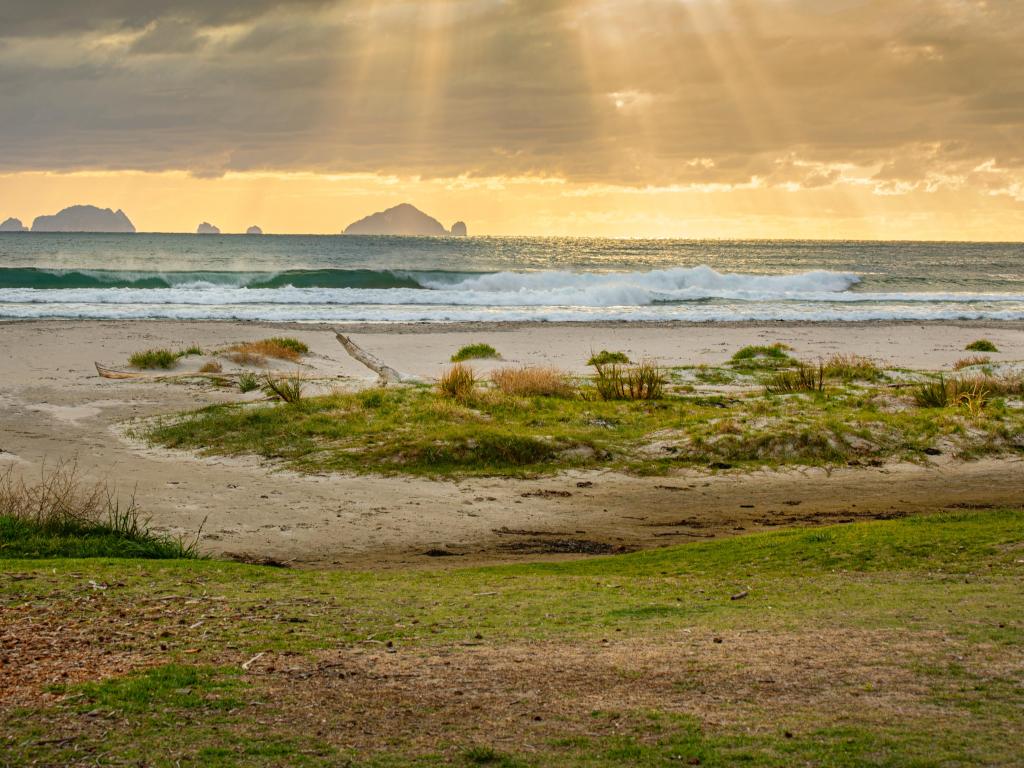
[0,0,1021,194]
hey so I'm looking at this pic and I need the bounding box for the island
[246,225,263,235]
[31,205,135,233]
[0,217,28,232]
[450,220,468,237]
[196,222,221,235]
[344,203,466,236]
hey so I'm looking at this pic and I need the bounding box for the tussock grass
[227,338,307,363]
[180,345,204,357]
[439,364,477,400]
[824,354,881,381]
[593,361,665,401]
[965,339,999,352]
[492,367,576,398]
[588,350,631,366]
[451,343,500,362]
[729,343,794,369]
[764,363,825,394]
[954,355,992,370]
[199,361,222,373]
[0,462,197,559]
[261,372,304,404]
[129,348,180,370]
[913,375,952,408]
[237,371,260,393]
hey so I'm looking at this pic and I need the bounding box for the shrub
[491,367,576,397]
[129,348,179,370]
[451,343,500,362]
[199,361,223,373]
[439,364,477,400]
[237,371,261,393]
[765,363,826,394]
[594,361,665,401]
[953,355,991,371]
[824,354,880,381]
[262,372,304,404]
[587,350,631,366]
[965,339,998,352]
[0,462,198,559]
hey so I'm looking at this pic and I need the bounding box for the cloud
[0,0,1020,203]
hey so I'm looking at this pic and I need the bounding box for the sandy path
[2,319,1023,567]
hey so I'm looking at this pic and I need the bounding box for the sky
[0,0,1022,239]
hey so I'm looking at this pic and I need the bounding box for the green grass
[129,348,181,369]
[452,343,500,362]
[136,375,1024,478]
[965,339,999,353]
[0,513,198,559]
[3,509,1023,766]
[587,350,631,366]
[264,336,309,355]
[729,343,794,370]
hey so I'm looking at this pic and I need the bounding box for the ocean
[1,234,1023,323]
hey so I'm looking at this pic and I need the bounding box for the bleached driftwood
[334,332,423,385]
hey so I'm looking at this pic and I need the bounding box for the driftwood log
[334,332,424,385]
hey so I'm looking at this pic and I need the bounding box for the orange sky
[0,0,1022,239]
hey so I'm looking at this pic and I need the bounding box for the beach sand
[2,318,1022,567]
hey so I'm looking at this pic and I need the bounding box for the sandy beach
[2,318,1023,567]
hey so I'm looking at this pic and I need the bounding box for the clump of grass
[693,366,735,385]
[0,463,198,559]
[180,345,204,357]
[765,363,825,395]
[730,343,794,369]
[439,364,477,400]
[965,339,998,352]
[199,361,222,373]
[451,343,500,362]
[262,372,304,403]
[588,350,631,366]
[955,373,1024,397]
[491,367,576,398]
[953,355,991,371]
[237,371,260,393]
[593,361,665,401]
[824,354,881,381]
[913,375,952,408]
[129,348,180,370]
[227,338,307,363]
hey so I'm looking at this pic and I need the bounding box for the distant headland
[29,205,136,233]
[344,203,467,237]
[0,217,28,232]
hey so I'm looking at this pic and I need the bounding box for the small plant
[358,388,388,408]
[491,367,576,398]
[227,338,307,363]
[588,349,631,366]
[913,376,951,408]
[953,355,991,371]
[765,363,825,395]
[439,364,477,399]
[955,380,990,418]
[237,371,260,393]
[451,343,500,362]
[225,350,267,367]
[730,343,794,369]
[265,337,309,355]
[593,361,665,401]
[199,361,222,373]
[824,354,880,381]
[129,348,180,370]
[262,372,304,403]
[965,339,998,352]
[180,345,204,357]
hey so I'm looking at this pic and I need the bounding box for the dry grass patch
[824,353,881,381]
[226,337,308,363]
[492,366,576,398]
[954,355,991,371]
[439,363,477,400]
[199,361,223,373]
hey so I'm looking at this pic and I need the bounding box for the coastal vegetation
[3,508,1022,765]
[966,339,999,352]
[451,342,500,362]
[587,349,631,366]
[137,348,1024,478]
[129,348,184,370]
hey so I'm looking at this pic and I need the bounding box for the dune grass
[965,339,999,352]
[129,348,181,370]
[587,350,631,366]
[451,343,500,362]
[226,338,308,364]
[2,508,1022,766]
[492,366,576,398]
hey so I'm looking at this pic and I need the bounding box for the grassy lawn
[136,364,1024,477]
[3,509,1023,766]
